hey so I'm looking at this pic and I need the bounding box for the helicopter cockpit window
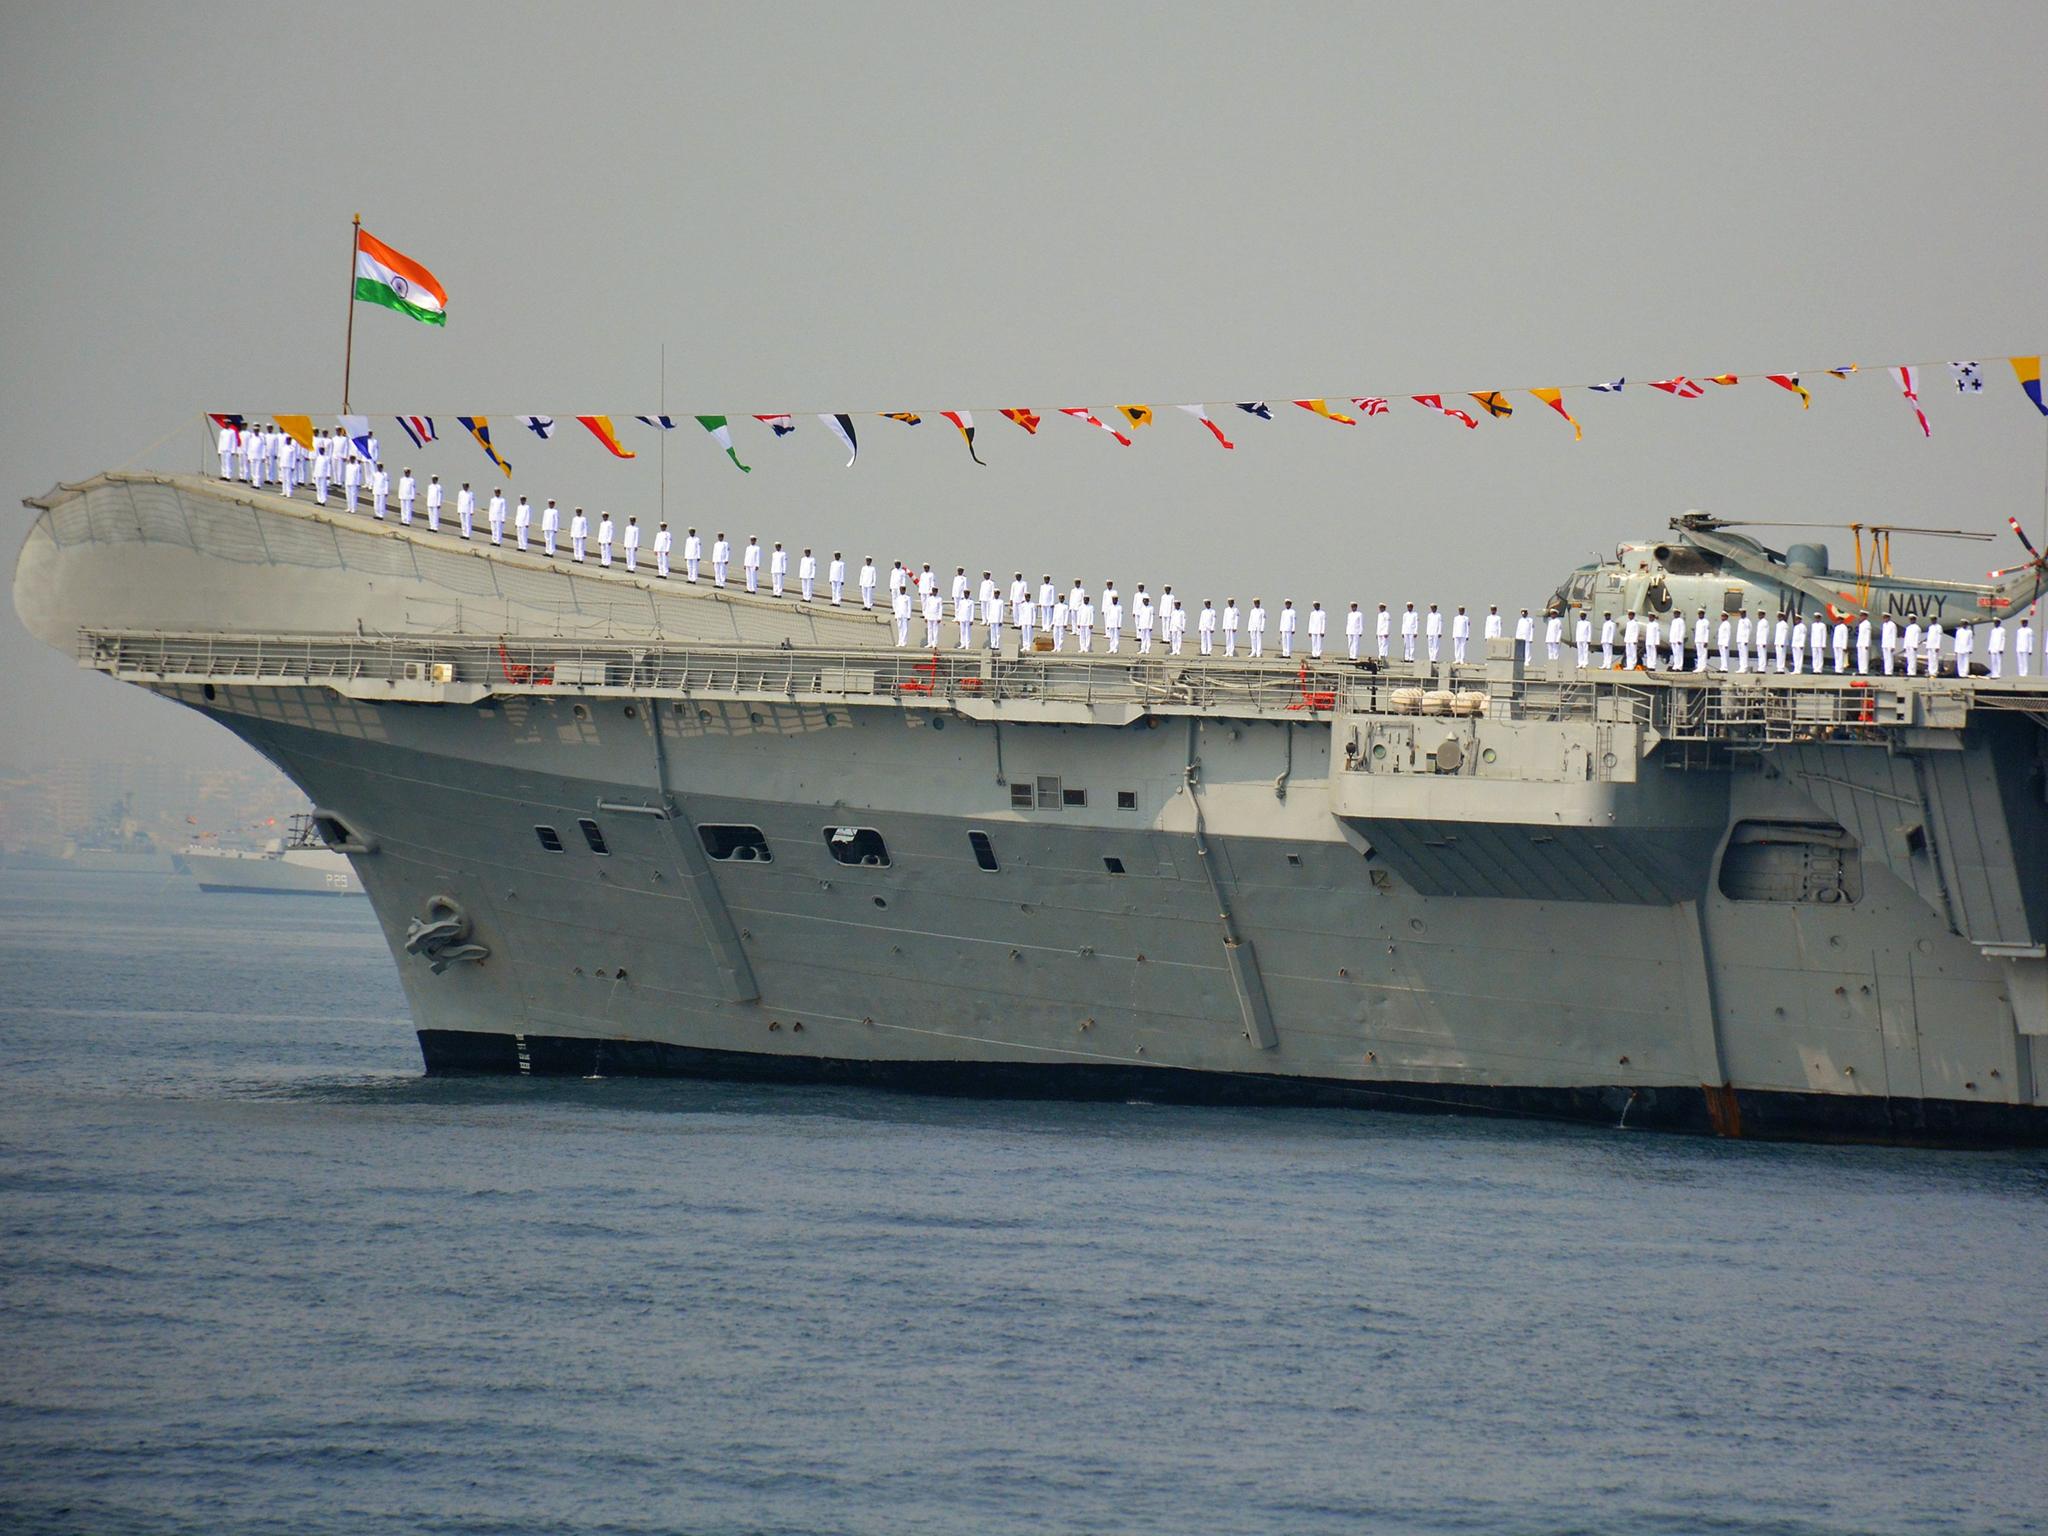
[1567,571,1596,602]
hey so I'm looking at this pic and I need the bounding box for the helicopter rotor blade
[1700,520,1992,539]
[2008,515,2045,562]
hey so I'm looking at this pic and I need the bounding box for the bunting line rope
[214,353,2048,477]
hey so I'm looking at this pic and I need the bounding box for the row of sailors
[217,425,378,491]
[213,447,2036,678]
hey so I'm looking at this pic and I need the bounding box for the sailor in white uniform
[1601,612,1617,668]
[1399,602,1419,663]
[371,463,390,520]
[1075,592,1095,652]
[278,433,299,498]
[743,537,762,593]
[1346,603,1366,662]
[1881,615,1899,674]
[1922,619,1943,675]
[1951,622,1974,677]
[1049,592,1070,650]
[1855,613,1872,675]
[425,476,444,532]
[1038,576,1057,631]
[1575,612,1592,669]
[623,516,641,573]
[684,528,703,582]
[1623,611,1641,670]
[456,483,476,541]
[979,573,999,631]
[1807,613,1827,674]
[1902,618,1922,676]
[1017,576,1037,649]
[1424,603,1442,663]
[1545,610,1564,663]
[1716,614,1733,672]
[2016,614,2034,677]
[363,431,380,468]
[1201,601,1219,656]
[986,589,1007,648]
[654,521,672,577]
[1772,612,1790,672]
[597,511,615,567]
[922,588,944,648]
[487,489,506,546]
[1278,600,1298,660]
[1693,610,1710,672]
[771,543,789,597]
[1168,591,1189,655]
[891,587,912,646]
[796,549,816,602]
[311,438,332,505]
[217,422,237,479]
[712,534,731,587]
[1483,605,1502,650]
[514,496,532,550]
[1642,612,1658,670]
[1514,609,1534,664]
[1985,620,2005,678]
[1247,599,1268,658]
[1376,604,1392,660]
[1830,616,1849,673]
[1133,586,1155,654]
[1733,610,1751,672]
[397,470,416,525]
[541,500,560,557]
[957,588,976,648]
[1307,601,1327,660]
[1222,598,1240,658]
[1668,612,1685,671]
[569,508,589,562]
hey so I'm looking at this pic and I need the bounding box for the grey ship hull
[16,473,2048,1145]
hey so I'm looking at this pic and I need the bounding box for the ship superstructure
[16,472,2047,1144]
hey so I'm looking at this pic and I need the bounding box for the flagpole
[342,213,361,413]
[660,344,667,523]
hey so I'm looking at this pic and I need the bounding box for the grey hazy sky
[4,1,2045,770]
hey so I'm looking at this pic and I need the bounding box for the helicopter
[1544,511,2048,626]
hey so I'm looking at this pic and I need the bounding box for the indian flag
[354,229,446,326]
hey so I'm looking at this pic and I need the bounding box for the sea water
[2,870,2044,1535]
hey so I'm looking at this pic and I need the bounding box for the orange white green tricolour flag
[354,229,447,326]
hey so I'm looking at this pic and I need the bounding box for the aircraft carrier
[14,471,2047,1146]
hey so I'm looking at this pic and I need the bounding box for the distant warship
[183,813,365,896]
[3,796,182,875]
[14,471,2047,1146]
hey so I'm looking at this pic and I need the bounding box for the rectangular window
[968,831,999,871]
[1722,587,1746,615]
[1116,791,1136,810]
[699,824,772,863]
[1036,775,1062,810]
[1063,788,1087,808]
[1011,783,1035,810]
[825,826,890,867]
[1103,856,1126,875]
[578,818,609,856]
[534,825,564,853]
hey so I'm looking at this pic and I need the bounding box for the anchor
[403,893,490,973]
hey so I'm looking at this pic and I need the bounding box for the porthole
[578,818,609,855]
[931,716,947,732]
[969,830,999,871]
[825,827,890,867]
[749,712,764,726]
[573,703,590,721]
[823,712,837,726]
[873,896,888,908]
[1372,743,1387,760]
[1482,748,1498,764]
[534,825,565,853]
[623,704,637,719]
[1117,791,1137,810]
[700,824,772,862]
[698,709,712,723]
[202,683,217,702]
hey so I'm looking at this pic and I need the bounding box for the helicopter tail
[1986,516,2048,615]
